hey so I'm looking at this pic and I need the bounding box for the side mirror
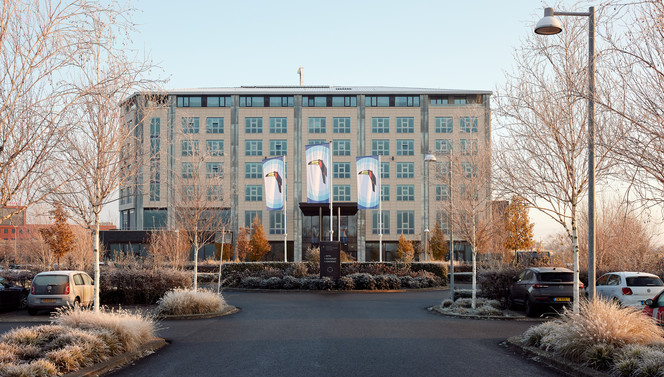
[512,276,519,282]
[645,299,653,307]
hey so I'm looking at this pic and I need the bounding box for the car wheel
[74,297,81,307]
[18,293,28,310]
[525,297,537,317]
[28,308,38,316]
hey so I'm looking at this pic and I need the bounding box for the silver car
[596,272,664,307]
[27,271,94,315]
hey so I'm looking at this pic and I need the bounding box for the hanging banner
[306,143,330,203]
[356,155,380,209]
[263,156,285,211]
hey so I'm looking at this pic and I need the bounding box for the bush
[155,288,226,316]
[98,266,191,305]
[336,276,354,290]
[478,266,520,304]
[349,273,376,290]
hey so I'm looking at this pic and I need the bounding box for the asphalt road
[104,290,564,377]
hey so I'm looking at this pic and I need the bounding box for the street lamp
[424,153,437,262]
[536,6,597,304]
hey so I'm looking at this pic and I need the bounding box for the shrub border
[155,305,240,320]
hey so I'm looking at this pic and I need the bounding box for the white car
[596,272,664,307]
[27,271,94,315]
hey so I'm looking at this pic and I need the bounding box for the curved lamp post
[535,6,596,305]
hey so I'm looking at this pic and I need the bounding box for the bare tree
[0,0,127,223]
[147,230,192,271]
[494,12,616,312]
[55,7,162,311]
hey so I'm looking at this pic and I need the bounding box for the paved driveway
[106,290,564,377]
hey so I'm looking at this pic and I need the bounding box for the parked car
[27,271,94,315]
[508,267,584,317]
[0,277,28,311]
[642,290,664,324]
[595,272,664,307]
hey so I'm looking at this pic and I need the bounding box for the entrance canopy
[298,202,358,216]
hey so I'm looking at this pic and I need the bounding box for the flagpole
[284,157,287,262]
[329,141,333,242]
[378,155,382,263]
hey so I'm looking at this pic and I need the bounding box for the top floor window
[394,96,420,107]
[454,97,467,105]
[430,96,449,105]
[177,96,201,107]
[365,96,390,107]
[269,96,294,107]
[302,96,327,107]
[240,96,265,107]
[331,96,357,107]
[206,96,231,107]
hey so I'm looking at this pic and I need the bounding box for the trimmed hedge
[98,267,192,305]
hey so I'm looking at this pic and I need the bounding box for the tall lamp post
[424,153,437,262]
[535,6,596,303]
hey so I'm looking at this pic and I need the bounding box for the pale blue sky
[123,0,588,241]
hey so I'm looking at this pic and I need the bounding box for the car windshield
[33,275,68,285]
[626,277,663,287]
[538,272,573,282]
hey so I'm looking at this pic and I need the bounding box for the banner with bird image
[356,156,380,209]
[263,156,285,211]
[305,143,330,203]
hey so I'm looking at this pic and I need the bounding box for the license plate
[554,297,570,302]
[41,298,56,303]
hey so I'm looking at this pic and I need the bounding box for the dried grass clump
[155,288,227,316]
[0,359,58,377]
[46,345,87,372]
[612,344,664,377]
[53,306,156,352]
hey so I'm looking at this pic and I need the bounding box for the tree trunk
[93,211,101,312]
[193,231,199,291]
[571,204,580,314]
[471,223,477,310]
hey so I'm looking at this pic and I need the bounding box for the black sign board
[320,241,341,280]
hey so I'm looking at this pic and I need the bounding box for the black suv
[508,267,584,317]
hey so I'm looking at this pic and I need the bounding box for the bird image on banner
[308,159,327,184]
[358,169,377,192]
[265,171,283,193]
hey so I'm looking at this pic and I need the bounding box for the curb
[504,336,608,377]
[65,337,167,377]
[428,305,548,322]
[221,287,448,293]
[156,305,240,320]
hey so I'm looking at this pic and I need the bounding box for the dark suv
[508,267,584,317]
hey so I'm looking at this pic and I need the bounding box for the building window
[333,162,351,179]
[435,117,453,133]
[396,185,415,201]
[430,96,449,105]
[381,162,390,178]
[245,185,263,201]
[181,140,199,156]
[245,140,262,156]
[150,118,160,136]
[269,140,287,156]
[206,117,224,134]
[333,185,351,201]
[396,117,414,133]
[397,211,415,234]
[365,96,390,107]
[308,117,326,133]
[372,211,390,234]
[177,96,201,107]
[181,162,194,179]
[269,96,294,107]
[381,185,390,201]
[454,97,467,105]
[333,139,351,156]
[396,162,414,178]
[460,139,478,156]
[436,184,450,201]
[245,117,263,133]
[396,139,414,156]
[245,211,262,228]
[394,96,420,107]
[331,96,357,107]
[333,117,351,133]
[460,116,478,133]
[270,117,287,133]
[462,162,476,178]
[182,185,196,201]
[372,117,389,133]
[240,96,265,107]
[435,139,451,155]
[207,185,223,201]
[182,117,200,134]
[149,182,160,202]
[245,162,262,178]
[308,139,326,145]
[206,162,223,178]
[207,140,224,156]
[371,140,389,156]
[206,96,231,107]
[302,96,327,107]
[269,211,285,234]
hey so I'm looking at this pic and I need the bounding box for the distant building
[119,86,492,262]
[0,206,116,241]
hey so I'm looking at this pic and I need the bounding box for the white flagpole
[378,155,382,262]
[284,158,287,262]
[329,142,333,241]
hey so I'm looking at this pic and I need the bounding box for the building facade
[119,86,491,262]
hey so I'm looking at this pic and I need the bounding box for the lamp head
[535,7,563,35]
